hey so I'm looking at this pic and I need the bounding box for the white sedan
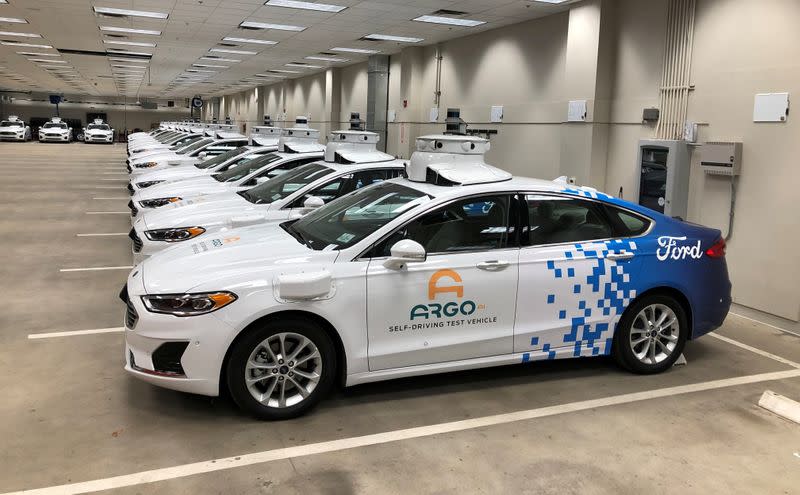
[84,122,114,144]
[128,134,250,176]
[129,159,405,262]
[0,118,31,141]
[122,134,732,420]
[38,121,72,142]
[128,150,324,217]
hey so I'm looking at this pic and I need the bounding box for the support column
[559,0,616,189]
[323,68,341,137]
[367,54,390,151]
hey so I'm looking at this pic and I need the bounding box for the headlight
[144,226,205,242]
[139,197,182,208]
[136,180,165,189]
[142,292,237,317]
[135,161,160,169]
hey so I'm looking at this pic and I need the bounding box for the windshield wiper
[212,174,224,182]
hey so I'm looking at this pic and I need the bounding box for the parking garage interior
[1,1,799,494]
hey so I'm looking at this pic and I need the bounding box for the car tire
[226,317,337,420]
[612,294,688,374]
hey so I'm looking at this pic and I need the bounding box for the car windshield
[176,138,212,155]
[87,124,110,130]
[43,122,67,129]
[171,135,202,148]
[194,146,249,169]
[1,121,23,127]
[239,163,333,205]
[212,153,282,182]
[286,182,429,251]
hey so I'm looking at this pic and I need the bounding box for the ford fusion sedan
[38,119,72,142]
[122,134,732,420]
[128,133,250,176]
[129,159,404,262]
[0,116,31,141]
[128,150,324,217]
[84,120,114,144]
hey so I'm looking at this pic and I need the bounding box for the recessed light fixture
[221,37,277,45]
[239,21,305,32]
[29,58,67,63]
[104,40,157,47]
[100,26,162,36]
[193,63,229,68]
[0,17,28,24]
[0,30,42,38]
[106,48,153,56]
[285,63,322,69]
[1,41,53,48]
[363,34,423,43]
[93,7,169,20]
[330,47,380,54]
[412,15,485,27]
[264,0,346,13]
[114,68,147,73]
[304,55,349,62]
[534,0,571,3]
[210,47,258,55]
[267,68,300,73]
[186,69,216,73]
[200,56,241,63]
[16,51,59,57]
[112,64,148,69]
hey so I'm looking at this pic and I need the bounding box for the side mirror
[198,152,208,160]
[383,239,426,270]
[303,196,325,211]
[230,214,265,228]
[255,176,271,185]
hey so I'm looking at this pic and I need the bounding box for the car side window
[370,194,514,257]
[241,157,319,187]
[604,206,651,237]
[523,195,614,246]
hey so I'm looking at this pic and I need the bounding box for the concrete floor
[0,142,799,495]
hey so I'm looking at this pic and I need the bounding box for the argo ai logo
[410,269,479,320]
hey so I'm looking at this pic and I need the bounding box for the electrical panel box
[700,141,742,176]
[635,140,690,218]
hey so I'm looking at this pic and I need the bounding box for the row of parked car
[0,116,114,143]
[120,117,732,420]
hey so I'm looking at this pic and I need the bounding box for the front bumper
[122,284,232,397]
[86,135,113,143]
[39,134,70,142]
[0,134,26,141]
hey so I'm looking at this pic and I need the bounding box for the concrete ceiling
[0,0,575,99]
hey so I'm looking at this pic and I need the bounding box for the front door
[366,194,519,370]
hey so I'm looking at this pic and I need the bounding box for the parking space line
[100,178,128,181]
[94,186,124,189]
[76,233,129,237]
[85,211,130,215]
[709,332,800,368]
[92,197,128,200]
[59,266,133,272]
[5,368,799,495]
[28,327,124,339]
[729,312,800,338]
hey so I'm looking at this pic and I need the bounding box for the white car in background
[128,150,324,218]
[84,120,114,144]
[128,132,250,176]
[0,116,31,141]
[129,130,404,262]
[38,118,72,142]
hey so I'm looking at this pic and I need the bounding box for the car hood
[135,192,277,230]
[133,175,227,202]
[138,224,338,293]
[133,166,210,185]
[130,151,179,163]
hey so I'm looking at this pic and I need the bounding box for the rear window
[605,206,651,236]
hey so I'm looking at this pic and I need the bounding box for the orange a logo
[428,269,464,300]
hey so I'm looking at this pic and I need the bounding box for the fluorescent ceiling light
[285,63,322,69]
[108,57,149,64]
[210,47,257,55]
[93,7,169,20]
[200,56,241,62]
[0,17,28,24]
[267,68,300,73]
[193,63,229,68]
[17,51,59,57]
[106,48,153,56]
[104,40,157,47]
[100,26,162,36]
[412,15,485,27]
[363,34,423,43]
[112,64,148,69]
[239,21,305,32]
[264,0,346,13]
[253,73,281,78]
[0,31,42,38]
[186,69,216,73]
[29,58,67,63]
[534,0,570,3]
[114,68,146,73]
[305,55,349,62]
[0,40,53,47]
[330,47,379,54]
[222,37,277,45]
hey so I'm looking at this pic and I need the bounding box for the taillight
[706,238,726,258]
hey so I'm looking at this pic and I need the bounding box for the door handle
[477,260,510,271]
[607,252,634,261]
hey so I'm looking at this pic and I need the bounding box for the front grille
[129,228,143,253]
[127,182,134,194]
[125,299,138,329]
[127,200,139,217]
[151,342,189,375]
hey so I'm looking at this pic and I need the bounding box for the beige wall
[200,0,799,320]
